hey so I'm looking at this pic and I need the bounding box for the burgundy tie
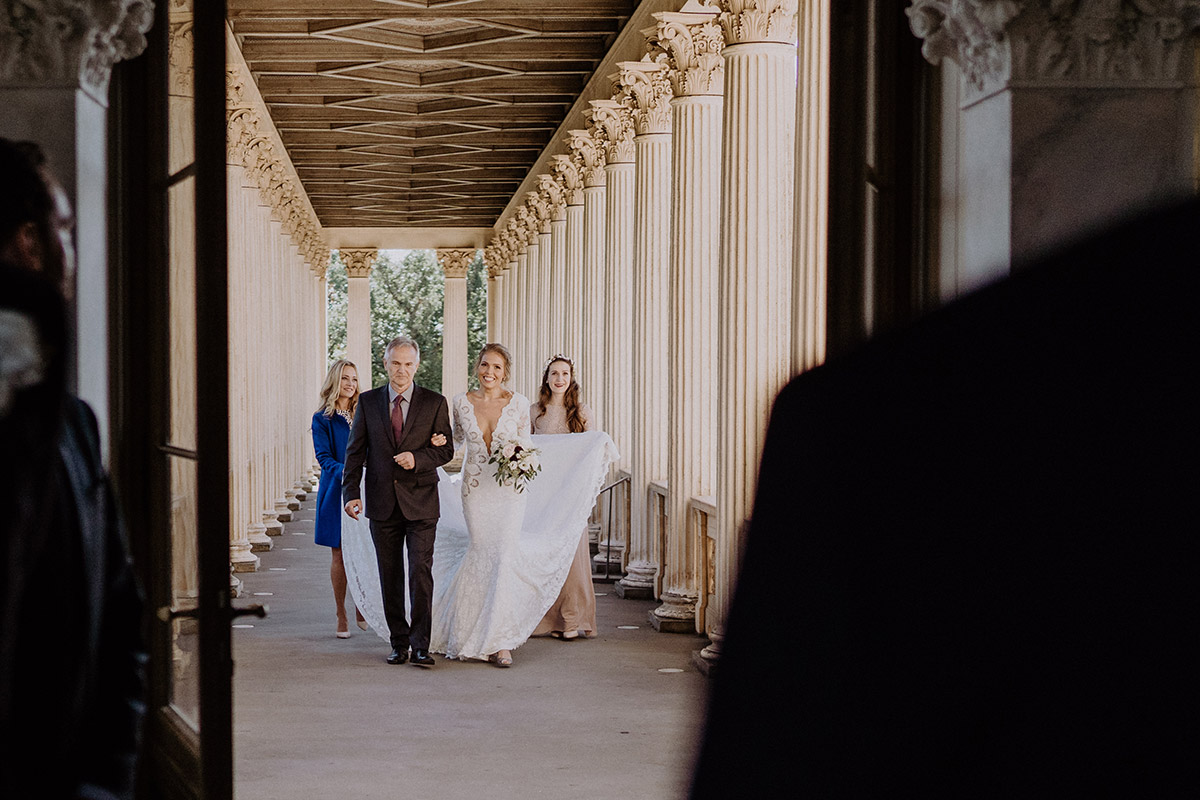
[391,395,404,445]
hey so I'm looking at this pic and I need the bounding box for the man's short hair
[385,335,420,361]
[0,137,54,247]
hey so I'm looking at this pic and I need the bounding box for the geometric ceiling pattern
[228,0,638,228]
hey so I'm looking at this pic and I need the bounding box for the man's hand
[431,433,447,447]
[345,499,362,520]
[394,451,416,470]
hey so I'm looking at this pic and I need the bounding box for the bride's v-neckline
[465,391,515,452]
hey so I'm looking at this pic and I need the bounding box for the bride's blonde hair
[317,359,359,417]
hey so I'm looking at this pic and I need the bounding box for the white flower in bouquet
[488,435,542,493]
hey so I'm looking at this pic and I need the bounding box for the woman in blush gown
[310,359,367,638]
[530,355,597,641]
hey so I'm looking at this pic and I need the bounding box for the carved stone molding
[907,1,1200,91]
[553,153,586,205]
[615,60,674,135]
[651,1,726,97]
[527,191,553,234]
[484,246,504,277]
[537,173,569,220]
[0,0,154,99]
[340,249,377,279]
[516,204,538,245]
[168,17,193,97]
[227,62,327,268]
[718,0,799,46]
[437,249,475,280]
[587,99,637,163]
[567,129,607,187]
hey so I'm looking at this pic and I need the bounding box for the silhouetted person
[1,137,146,800]
[692,198,1198,798]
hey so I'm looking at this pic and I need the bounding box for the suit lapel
[378,387,398,450]
[397,385,422,451]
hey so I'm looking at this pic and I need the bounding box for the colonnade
[480,0,826,659]
[223,56,328,588]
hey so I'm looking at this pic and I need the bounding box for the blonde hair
[317,359,359,417]
[474,343,513,384]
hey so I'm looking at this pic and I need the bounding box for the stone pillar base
[649,594,699,633]
[284,489,301,511]
[231,571,244,598]
[691,649,718,678]
[614,581,654,600]
[292,481,307,502]
[231,550,259,573]
[263,511,283,536]
[275,498,294,521]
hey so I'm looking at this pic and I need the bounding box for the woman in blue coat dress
[312,358,365,637]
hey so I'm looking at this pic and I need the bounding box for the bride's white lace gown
[341,391,618,661]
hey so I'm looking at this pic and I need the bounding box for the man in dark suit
[691,198,1197,797]
[1,137,146,800]
[343,336,454,667]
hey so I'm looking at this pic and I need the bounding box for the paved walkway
[233,494,709,800]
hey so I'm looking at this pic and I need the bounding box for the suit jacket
[342,383,454,521]
[691,198,1198,798]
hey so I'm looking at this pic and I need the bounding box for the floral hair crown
[545,354,574,369]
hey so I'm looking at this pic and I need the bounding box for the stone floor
[233,494,709,800]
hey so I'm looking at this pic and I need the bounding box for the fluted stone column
[590,98,637,573]
[512,241,528,390]
[705,0,798,662]
[342,249,377,390]
[539,174,569,358]
[534,197,554,372]
[794,0,830,373]
[438,249,474,400]
[569,131,608,404]
[651,3,726,633]
[616,60,674,600]
[505,244,519,360]
[519,201,542,395]
[491,263,505,344]
[554,155,586,363]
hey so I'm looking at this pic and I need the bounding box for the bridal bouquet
[488,436,542,493]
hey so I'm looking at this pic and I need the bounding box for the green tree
[326,252,347,362]
[466,250,488,390]
[370,250,444,392]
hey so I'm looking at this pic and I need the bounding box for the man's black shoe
[411,649,435,667]
[386,647,409,665]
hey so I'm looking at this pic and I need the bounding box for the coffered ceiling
[227,0,639,231]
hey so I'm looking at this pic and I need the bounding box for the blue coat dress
[312,409,351,547]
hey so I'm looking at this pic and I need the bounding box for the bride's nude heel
[488,650,513,668]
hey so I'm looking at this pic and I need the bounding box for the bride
[342,342,617,668]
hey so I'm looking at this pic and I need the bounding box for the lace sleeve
[579,402,594,432]
[452,394,466,450]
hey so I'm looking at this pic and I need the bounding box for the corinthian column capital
[567,129,607,187]
[437,249,475,279]
[718,0,799,46]
[537,173,568,220]
[614,60,674,135]
[587,98,637,163]
[552,154,586,205]
[0,0,155,100]
[527,191,553,233]
[650,1,726,97]
[341,249,377,278]
[907,0,1200,92]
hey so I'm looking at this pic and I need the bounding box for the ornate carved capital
[437,249,475,279]
[718,0,799,46]
[552,154,586,205]
[527,191,553,233]
[341,249,377,278]
[908,1,1200,91]
[0,0,154,99]
[614,60,674,135]
[536,173,569,220]
[515,205,539,245]
[587,99,637,163]
[651,2,726,97]
[168,16,193,97]
[566,129,607,187]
